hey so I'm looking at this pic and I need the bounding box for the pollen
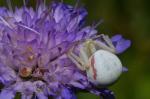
[27,46,33,52]
[28,55,34,61]
[19,67,32,77]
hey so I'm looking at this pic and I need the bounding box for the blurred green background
[0,0,150,99]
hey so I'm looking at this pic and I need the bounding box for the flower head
[0,0,131,99]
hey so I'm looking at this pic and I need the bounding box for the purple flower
[0,0,131,99]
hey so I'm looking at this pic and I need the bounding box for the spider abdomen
[87,50,122,86]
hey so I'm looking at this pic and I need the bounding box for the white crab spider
[67,34,123,86]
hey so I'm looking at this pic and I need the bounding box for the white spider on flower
[67,34,123,86]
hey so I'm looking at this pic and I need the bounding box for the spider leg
[93,40,116,53]
[91,34,116,53]
[67,53,85,71]
[67,46,86,71]
[101,34,115,50]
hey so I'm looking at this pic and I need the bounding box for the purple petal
[116,39,131,54]
[67,17,79,33]
[47,32,56,49]
[54,4,64,23]
[49,41,70,61]
[24,30,38,42]
[36,92,48,99]
[67,9,87,33]
[0,7,8,17]
[111,34,122,42]
[55,32,67,44]
[69,81,85,89]
[122,66,128,72]
[90,89,115,99]
[73,72,87,81]
[67,33,76,42]
[38,50,51,66]
[0,63,16,85]
[22,10,32,26]
[76,26,97,40]
[13,82,24,91]
[21,95,33,99]
[100,89,115,99]
[61,87,76,99]
[0,89,15,99]
[47,82,59,95]
[111,34,131,54]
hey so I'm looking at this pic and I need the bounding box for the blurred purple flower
[0,0,131,99]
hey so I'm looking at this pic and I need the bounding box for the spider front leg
[94,34,116,53]
[67,46,88,71]
[101,34,115,49]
